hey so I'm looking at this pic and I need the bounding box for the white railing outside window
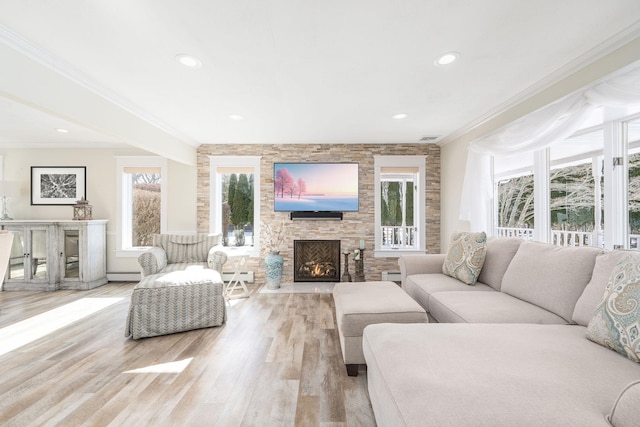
[496,227,534,240]
[381,225,417,249]
[497,227,607,248]
[551,230,601,248]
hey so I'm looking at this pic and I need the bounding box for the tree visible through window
[131,172,161,247]
[222,172,254,247]
[629,152,640,244]
[497,173,534,229]
[550,162,601,233]
[380,173,415,248]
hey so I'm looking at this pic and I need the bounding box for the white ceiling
[1,1,640,164]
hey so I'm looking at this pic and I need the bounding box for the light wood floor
[0,283,376,427]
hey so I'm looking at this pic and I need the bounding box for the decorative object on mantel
[262,219,285,289]
[31,166,86,205]
[0,181,18,220]
[354,247,365,282]
[73,197,93,220]
[341,249,352,282]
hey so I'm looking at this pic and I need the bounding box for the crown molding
[0,142,131,149]
[0,25,199,147]
[438,20,640,146]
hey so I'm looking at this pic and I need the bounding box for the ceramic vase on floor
[265,251,284,289]
[0,230,14,290]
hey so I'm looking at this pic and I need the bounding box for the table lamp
[0,181,18,220]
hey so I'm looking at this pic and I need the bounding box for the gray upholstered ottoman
[333,281,428,376]
[125,267,226,339]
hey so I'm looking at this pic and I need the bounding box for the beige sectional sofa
[363,238,640,426]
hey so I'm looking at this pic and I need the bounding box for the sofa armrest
[138,247,167,278]
[399,254,447,286]
[609,380,640,427]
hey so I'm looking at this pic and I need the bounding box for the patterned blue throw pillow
[586,253,640,363]
[442,231,487,285]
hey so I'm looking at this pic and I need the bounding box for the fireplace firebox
[293,240,341,282]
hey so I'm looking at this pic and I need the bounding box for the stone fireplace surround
[197,143,440,284]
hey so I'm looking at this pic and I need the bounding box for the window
[627,117,640,249]
[494,152,535,239]
[210,156,261,257]
[374,155,425,256]
[116,157,167,256]
[490,110,640,249]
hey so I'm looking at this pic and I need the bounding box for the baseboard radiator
[381,271,402,284]
[222,271,255,283]
[107,271,255,283]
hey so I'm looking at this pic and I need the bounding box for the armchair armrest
[138,247,167,278]
[207,245,228,273]
[398,253,447,286]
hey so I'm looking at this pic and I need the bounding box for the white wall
[0,147,197,274]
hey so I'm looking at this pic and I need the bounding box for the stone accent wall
[197,143,440,283]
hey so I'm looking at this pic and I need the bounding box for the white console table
[0,220,108,291]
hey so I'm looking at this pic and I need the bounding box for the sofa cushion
[442,231,487,285]
[609,380,640,427]
[362,323,640,427]
[501,241,603,322]
[586,253,640,362]
[477,237,524,291]
[573,250,628,326]
[403,273,495,313]
[429,291,568,324]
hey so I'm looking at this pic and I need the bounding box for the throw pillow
[586,253,640,363]
[442,231,487,285]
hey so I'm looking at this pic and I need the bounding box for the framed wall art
[31,166,86,205]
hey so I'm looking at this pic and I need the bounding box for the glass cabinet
[1,220,107,291]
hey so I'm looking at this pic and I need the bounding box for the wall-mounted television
[274,162,359,212]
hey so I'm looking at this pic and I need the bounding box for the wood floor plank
[0,282,376,426]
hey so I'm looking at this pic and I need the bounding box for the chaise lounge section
[363,236,640,426]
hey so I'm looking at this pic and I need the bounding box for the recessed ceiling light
[392,113,408,120]
[175,54,202,68]
[229,114,245,120]
[56,128,69,133]
[435,51,460,66]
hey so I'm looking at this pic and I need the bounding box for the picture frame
[31,166,86,205]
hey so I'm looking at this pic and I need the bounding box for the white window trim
[374,155,426,257]
[209,155,261,258]
[115,156,167,257]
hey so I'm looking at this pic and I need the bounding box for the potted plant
[262,219,285,289]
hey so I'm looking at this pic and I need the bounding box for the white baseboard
[107,272,141,282]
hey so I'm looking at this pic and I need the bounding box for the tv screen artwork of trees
[274,163,358,212]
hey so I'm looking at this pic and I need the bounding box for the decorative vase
[265,251,284,289]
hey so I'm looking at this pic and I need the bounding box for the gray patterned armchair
[137,233,227,278]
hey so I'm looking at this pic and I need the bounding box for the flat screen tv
[274,162,359,212]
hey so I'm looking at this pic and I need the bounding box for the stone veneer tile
[197,143,440,283]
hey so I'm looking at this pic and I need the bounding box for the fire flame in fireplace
[312,263,323,277]
[300,261,337,278]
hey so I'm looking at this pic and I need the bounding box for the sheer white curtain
[460,63,640,232]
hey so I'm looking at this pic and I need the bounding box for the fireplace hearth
[293,240,341,282]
